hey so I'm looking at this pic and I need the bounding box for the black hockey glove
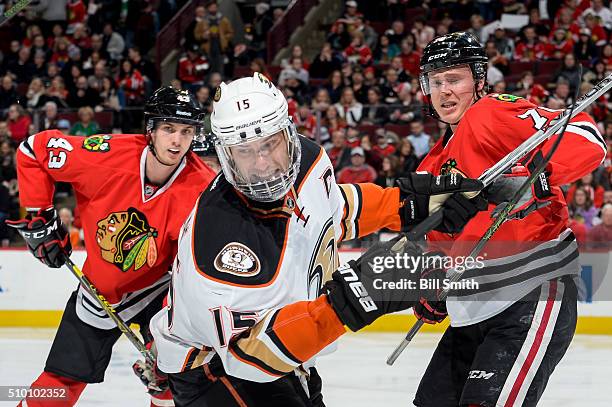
[397,173,486,234]
[6,208,71,268]
[323,237,423,332]
[413,252,448,324]
[132,341,169,396]
[486,151,553,220]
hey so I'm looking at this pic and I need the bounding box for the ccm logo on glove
[336,263,378,313]
[21,223,60,239]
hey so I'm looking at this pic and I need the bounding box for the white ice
[0,329,610,406]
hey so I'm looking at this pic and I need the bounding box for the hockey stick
[386,72,611,365]
[0,0,33,27]
[63,256,155,365]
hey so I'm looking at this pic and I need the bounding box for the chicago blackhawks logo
[440,158,468,177]
[96,207,158,272]
[82,135,111,152]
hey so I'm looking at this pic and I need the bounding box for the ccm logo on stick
[337,263,378,312]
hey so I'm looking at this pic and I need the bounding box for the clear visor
[217,123,301,202]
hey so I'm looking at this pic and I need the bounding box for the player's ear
[476,79,485,93]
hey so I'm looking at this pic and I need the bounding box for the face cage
[217,123,302,203]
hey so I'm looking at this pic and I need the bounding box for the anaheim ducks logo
[96,207,158,272]
[214,242,261,277]
[440,158,468,177]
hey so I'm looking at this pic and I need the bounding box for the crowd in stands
[0,0,610,248]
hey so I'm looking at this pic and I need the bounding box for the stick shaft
[63,257,155,364]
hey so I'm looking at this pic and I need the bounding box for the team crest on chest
[214,242,261,277]
[440,158,468,177]
[96,207,158,272]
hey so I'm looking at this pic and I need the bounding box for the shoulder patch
[214,242,261,277]
[491,93,523,103]
[82,135,112,152]
[213,86,221,102]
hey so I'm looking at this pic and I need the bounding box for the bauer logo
[214,242,261,277]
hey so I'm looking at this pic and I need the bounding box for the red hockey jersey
[17,131,215,303]
[419,93,606,252]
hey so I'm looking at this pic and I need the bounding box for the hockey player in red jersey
[411,33,606,407]
[8,87,216,406]
[148,73,488,406]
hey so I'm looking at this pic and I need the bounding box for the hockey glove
[413,252,448,324]
[132,341,169,396]
[397,173,486,233]
[486,151,553,221]
[6,208,71,268]
[323,236,423,332]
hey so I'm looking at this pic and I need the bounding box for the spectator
[581,0,612,31]
[31,0,68,36]
[467,14,487,44]
[90,34,109,61]
[390,83,422,124]
[1,41,21,74]
[491,25,515,60]
[350,68,369,104]
[6,46,34,84]
[26,77,49,109]
[195,86,211,112]
[325,70,345,104]
[323,105,347,135]
[47,76,69,107]
[88,61,108,92]
[569,186,600,229]
[412,16,436,51]
[547,28,574,60]
[309,43,343,79]
[248,2,274,60]
[359,133,382,171]
[407,120,431,158]
[336,147,377,183]
[375,155,401,188]
[281,45,309,70]
[32,50,48,79]
[0,75,19,112]
[344,31,373,67]
[567,172,605,208]
[514,25,547,62]
[373,34,400,64]
[334,87,363,127]
[552,53,582,93]
[326,129,351,171]
[6,104,31,144]
[50,37,71,69]
[583,59,608,86]
[68,75,102,108]
[387,20,406,46]
[59,207,82,248]
[327,21,351,51]
[99,77,121,113]
[0,140,17,184]
[390,56,411,83]
[102,23,126,62]
[395,138,419,176]
[56,119,71,135]
[587,204,612,249]
[31,34,50,62]
[399,36,421,77]
[582,12,608,47]
[177,44,210,91]
[351,16,378,50]
[311,88,332,115]
[117,60,145,106]
[380,68,400,104]
[361,87,388,126]
[293,105,317,139]
[278,57,309,87]
[71,23,91,50]
[528,6,551,38]
[492,80,507,93]
[200,1,234,74]
[372,132,396,157]
[128,47,156,89]
[40,101,59,131]
[339,1,363,30]
[547,79,573,108]
[248,58,270,79]
[70,106,100,137]
[514,71,549,105]
[573,28,598,61]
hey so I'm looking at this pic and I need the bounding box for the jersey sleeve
[16,130,109,209]
[331,182,402,242]
[465,95,606,186]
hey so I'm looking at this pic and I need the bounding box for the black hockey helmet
[144,86,206,140]
[419,32,488,96]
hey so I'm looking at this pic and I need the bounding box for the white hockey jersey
[150,136,402,382]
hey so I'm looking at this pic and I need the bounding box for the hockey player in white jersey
[148,73,487,406]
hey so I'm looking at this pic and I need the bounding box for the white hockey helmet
[210,73,301,202]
